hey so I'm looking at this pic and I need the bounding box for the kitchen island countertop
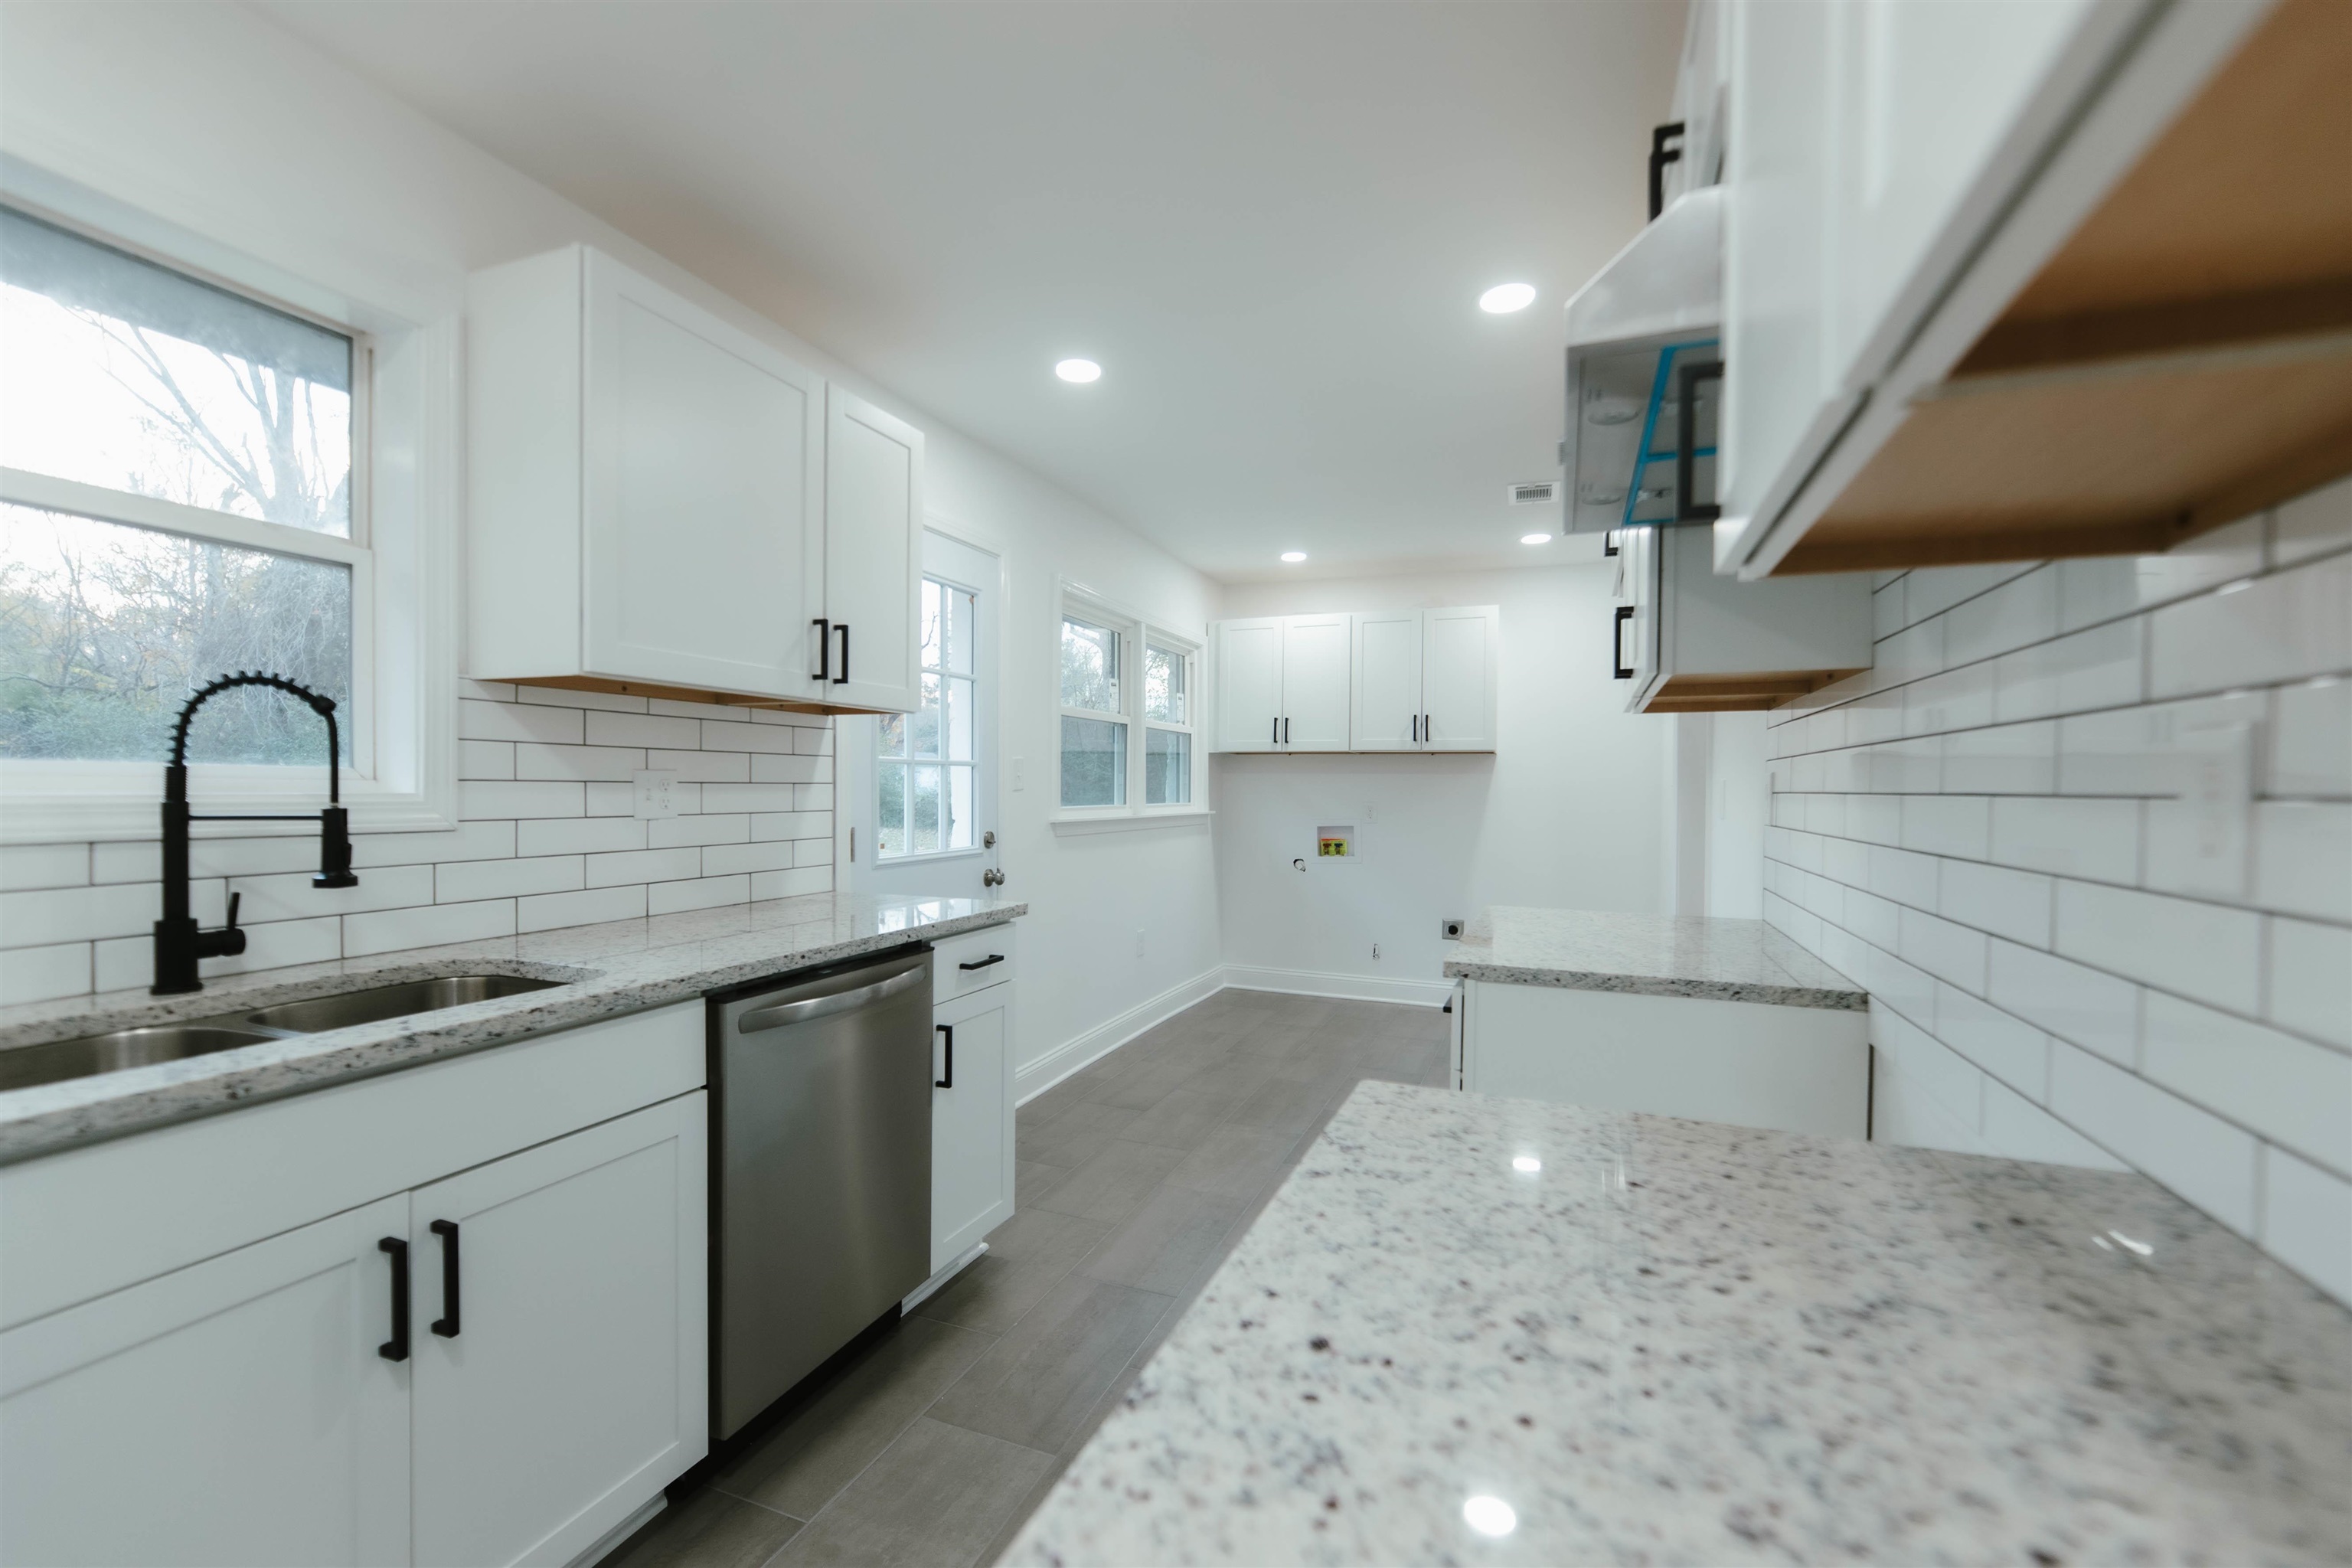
[0,891,1023,1161]
[1444,906,1866,1009]
[1004,1079,2352,1566]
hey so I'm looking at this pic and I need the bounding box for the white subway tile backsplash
[702,783,799,813]
[653,697,747,721]
[513,743,647,782]
[1901,795,1991,860]
[515,816,646,858]
[1942,720,2055,795]
[89,841,164,884]
[459,740,515,780]
[750,865,832,900]
[0,844,87,892]
[2053,881,2262,1014]
[2260,1145,2352,1303]
[1873,577,1908,640]
[1843,688,1906,746]
[1844,887,1901,949]
[344,899,517,957]
[1934,983,2050,1099]
[583,848,701,888]
[2250,802,2352,923]
[584,781,644,816]
[1865,844,1939,910]
[356,821,518,869]
[2057,516,2266,632]
[1944,565,2056,668]
[108,915,345,988]
[1873,618,1946,688]
[516,884,648,934]
[459,698,584,745]
[1845,795,1903,846]
[752,753,829,786]
[1987,939,2141,1065]
[460,780,586,820]
[435,855,583,903]
[2268,916,2352,1049]
[1875,1005,1984,1133]
[2270,678,2352,798]
[1980,1078,2127,1170]
[2141,991,2351,1177]
[231,864,436,923]
[2048,1042,2259,1236]
[1899,907,1989,994]
[646,748,751,783]
[2056,688,2264,797]
[2148,552,2352,701]
[792,838,832,868]
[1994,619,2144,723]
[647,813,752,849]
[1940,860,2054,948]
[584,710,703,750]
[1865,946,1936,1031]
[1905,561,2039,626]
[2,880,166,947]
[1,942,90,1003]
[2269,473,2352,569]
[1904,663,1997,737]
[700,840,796,877]
[719,721,802,754]
[648,874,750,916]
[1989,796,2141,884]
[1862,738,1941,792]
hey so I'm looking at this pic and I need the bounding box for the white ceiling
[263,1,1684,582]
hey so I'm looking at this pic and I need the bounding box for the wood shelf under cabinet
[492,672,880,718]
[1772,0,2352,575]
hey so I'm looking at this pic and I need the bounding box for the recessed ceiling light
[1462,1496,1517,1537]
[1478,283,1536,314]
[1055,358,1102,384]
[1280,551,1307,564]
[1520,533,1553,545]
[1512,1155,1542,1173]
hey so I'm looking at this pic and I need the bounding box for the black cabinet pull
[1675,360,1723,524]
[430,1220,461,1338]
[1648,122,1685,221]
[1614,606,1635,681]
[935,1023,954,1089]
[377,1237,410,1363]
[812,618,831,682]
[1283,717,1291,744]
[957,954,1004,972]
[1270,717,1277,745]
[1423,713,1431,743]
[834,622,851,684]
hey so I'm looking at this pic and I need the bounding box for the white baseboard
[902,1241,986,1313]
[1220,964,1453,1008]
[1014,964,1226,1103]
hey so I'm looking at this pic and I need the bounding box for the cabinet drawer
[932,925,1014,1004]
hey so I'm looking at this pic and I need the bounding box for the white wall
[1213,564,1671,999]
[1759,479,2352,1307]
[0,3,1223,1080]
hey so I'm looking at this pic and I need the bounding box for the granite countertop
[1006,1080,2352,1566]
[0,891,1024,1163]
[1443,906,1867,1009]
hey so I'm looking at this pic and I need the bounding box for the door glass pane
[911,672,942,758]
[1059,615,1117,714]
[910,763,942,853]
[1060,715,1125,806]
[918,578,942,671]
[941,582,975,675]
[0,207,354,537]
[946,763,974,850]
[877,760,908,857]
[1146,727,1191,805]
[1,503,352,763]
[1145,645,1186,724]
[945,674,973,763]
[877,708,907,758]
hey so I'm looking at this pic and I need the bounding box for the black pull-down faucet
[153,672,358,995]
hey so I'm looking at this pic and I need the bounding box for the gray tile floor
[606,988,1448,1568]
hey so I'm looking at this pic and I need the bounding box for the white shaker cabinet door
[410,1093,707,1568]
[0,1193,412,1568]
[932,982,1015,1272]
[822,386,925,714]
[1421,606,1499,752]
[1213,618,1284,752]
[581,250,822,697]
[1279,613,1353,751]
[1351,610,1423,752]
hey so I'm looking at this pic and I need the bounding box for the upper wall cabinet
[466,245,921,714]
[1717,0,2352,578]
[1619,525,1868,712]
[1211,607,1498,753]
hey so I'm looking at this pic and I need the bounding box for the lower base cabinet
[1460,981,1869,1139]
[0,1005,707,1568]
[930,981,1014,1273]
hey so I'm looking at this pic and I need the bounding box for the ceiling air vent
[1508,481,1557,506]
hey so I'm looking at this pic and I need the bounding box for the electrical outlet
[1371,942,1381,960]
[1439,917,1465,940]
[632,769,678,820]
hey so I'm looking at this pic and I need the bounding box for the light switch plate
[632,769,679,820]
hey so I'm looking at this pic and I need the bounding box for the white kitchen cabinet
[1459,980,1867,1139]
[410,1093,706,1568]
[1,1194,412,1568]
[1618,523,1869,712]
[1210,614,1351,753]
[469,244,825,702]
[930,980,1014,1273]
[1348,607,1499,753]
[819,386,924,714]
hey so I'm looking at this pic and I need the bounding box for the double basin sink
[0,975,566,1094]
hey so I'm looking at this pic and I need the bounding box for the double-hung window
[878,576,977,857]
[1,205,383,802]
[1056,583,1202,822]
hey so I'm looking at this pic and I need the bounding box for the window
[1,205,366,768]
[878,576,977,858]
[1055,582,1202,822]
[1144,642,1192,805]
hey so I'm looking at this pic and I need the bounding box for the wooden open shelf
[498,674,858,717]
[1775,0,2352,575]
[1642,670,1864,714]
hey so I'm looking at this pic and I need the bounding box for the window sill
[1049,809,1213,837]
[874,845,987,867]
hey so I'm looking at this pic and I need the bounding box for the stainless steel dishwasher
[709,946,933,1439]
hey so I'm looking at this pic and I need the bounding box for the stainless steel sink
[236,974,564,1034]
[0,1023,286,1093]
[1,974,569,1093]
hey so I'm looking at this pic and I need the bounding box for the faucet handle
[224,890,241,931]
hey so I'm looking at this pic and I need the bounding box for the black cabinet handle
[1270,717,1278,745]
[1675,360,1723,525]
[1283,717,1291,744]
[957,954,1004,972]
[377,1237,410,1363]
[1410,715,1418,743]
[1423,713,1431,743]
[834,622,851,684]
[935,1023,954,1089]
[430,1220,461,1338]
[1614,606,1635,681]
[1648,122,1685,221]
[812,618,831,682]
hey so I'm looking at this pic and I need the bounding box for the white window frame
[1053,578,1208,831]
[0,178,458,844]
[876,569,984,865]
[1141,637,1197,807]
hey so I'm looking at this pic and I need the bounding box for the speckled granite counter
[1004,1080,2352,1566]
[1444,906,1865,1010]
[0,892,1022,1163]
